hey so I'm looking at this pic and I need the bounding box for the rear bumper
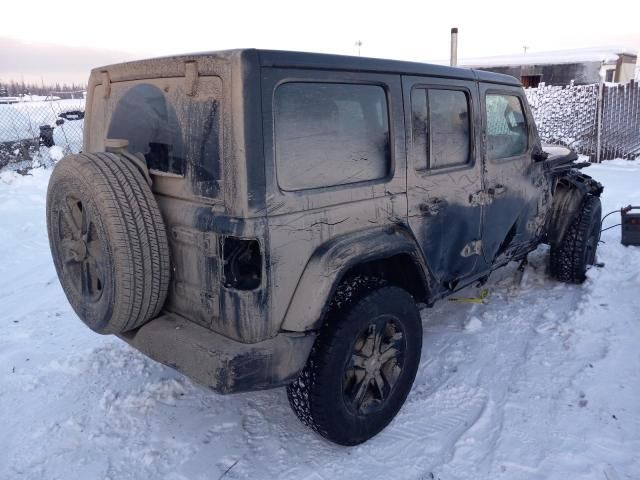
[117,313,316,394]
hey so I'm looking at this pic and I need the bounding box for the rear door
[262,68,406,328]
[478,84,548,267]
[403,76,484,287]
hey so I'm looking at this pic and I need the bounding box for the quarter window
[411,88,471,170]
[274,82,390,191]
[485,94,528,160]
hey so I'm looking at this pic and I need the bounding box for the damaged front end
[541,144,604,246]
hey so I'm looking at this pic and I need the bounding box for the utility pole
[355,40,363,56]
[523,45,529,55]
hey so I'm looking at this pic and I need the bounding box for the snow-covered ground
[1,160,639,480]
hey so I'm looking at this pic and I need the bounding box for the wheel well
[340,254,429,303]
[546,182,585,246]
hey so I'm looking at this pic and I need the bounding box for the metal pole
[450,28,458,67]
[596,63,605,163]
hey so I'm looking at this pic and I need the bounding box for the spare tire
[46,152,170,334]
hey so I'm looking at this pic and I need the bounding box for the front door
[403,76,484,287]
[478,84,549,268]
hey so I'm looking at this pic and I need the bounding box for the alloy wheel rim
[342,315,406,415]
[58,196,104,303]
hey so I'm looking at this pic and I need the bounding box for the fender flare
[546,171,603,246]
[280,225,432,332]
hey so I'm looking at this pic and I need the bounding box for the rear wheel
[287,285,422,445]
[46,152,170,333]
[550,194,602,284]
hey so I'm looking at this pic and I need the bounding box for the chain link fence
[525,83,599,155]
[601,81,640,160]
[525,81,640,161]
[0,95,84,171]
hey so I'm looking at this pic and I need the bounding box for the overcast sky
[2,0,639,84]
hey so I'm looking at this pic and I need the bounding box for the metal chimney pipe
[450,27,458,67]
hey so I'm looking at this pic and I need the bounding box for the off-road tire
[46,152,170,334]
[287,284,422,446]
[550,194,601,284]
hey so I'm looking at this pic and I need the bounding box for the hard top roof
[254,49,520,85]
[98,48,521,87]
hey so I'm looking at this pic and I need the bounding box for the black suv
[46,50,603,445]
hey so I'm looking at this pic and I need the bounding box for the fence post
[596,66,605,163]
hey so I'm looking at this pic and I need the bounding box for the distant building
[461,47,638,87]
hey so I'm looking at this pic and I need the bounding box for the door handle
[488,184,507,197]
[419,198,448,216]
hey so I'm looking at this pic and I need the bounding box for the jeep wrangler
[46,49,603,446]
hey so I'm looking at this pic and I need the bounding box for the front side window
[411,88,471,170]
[485,93,528,160]
[274,82,390,191]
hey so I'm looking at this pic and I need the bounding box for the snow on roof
[460,46,638,68]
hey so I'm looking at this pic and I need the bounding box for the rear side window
[274,82,390,191]
[485,93,528,160]
[411,88,471,170]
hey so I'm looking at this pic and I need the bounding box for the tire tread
[46,152,170,333]
[550,194,601,284]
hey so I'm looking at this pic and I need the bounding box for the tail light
[222,237,262,290]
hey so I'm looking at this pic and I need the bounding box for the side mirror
[532,146,548,162]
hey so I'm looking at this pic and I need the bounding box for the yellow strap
[448,287,489,304]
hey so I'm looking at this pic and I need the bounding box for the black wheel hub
[58,196,104,302]
[342,315,406,415]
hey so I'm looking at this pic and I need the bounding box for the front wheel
[550,194,602,284]
[287,285,422,446]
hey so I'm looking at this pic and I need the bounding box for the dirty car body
[80,49,602,395]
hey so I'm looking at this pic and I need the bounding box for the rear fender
[280,226,430,332]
